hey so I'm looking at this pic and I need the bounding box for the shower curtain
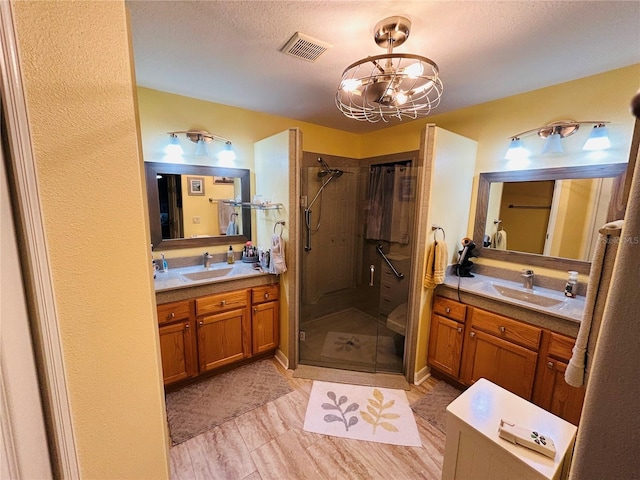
[366,164,412,244]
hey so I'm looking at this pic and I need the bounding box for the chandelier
[336,16,443,123]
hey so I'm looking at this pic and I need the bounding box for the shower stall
[299,157,418,374]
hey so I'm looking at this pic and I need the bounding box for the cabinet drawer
[196,290,248,316]
[470,308,541,351]
[548,332,576,362]
[433,296,466,323]
[157,300,192,325]
[252,285,279,304]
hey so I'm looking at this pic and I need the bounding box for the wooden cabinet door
[158,319,197,386]
[538,357,586,425]
[252,301,279,354]
[197,308,250,372]
[462,328,538,400]
[428,314,464,377]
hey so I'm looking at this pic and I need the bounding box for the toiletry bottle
[227,245,235,264]
[564,271,578,298]
[161,253,168,272]
[151,244,156,279]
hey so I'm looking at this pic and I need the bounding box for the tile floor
[169,359,446,479]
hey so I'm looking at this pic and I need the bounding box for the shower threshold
[293,364,410,390]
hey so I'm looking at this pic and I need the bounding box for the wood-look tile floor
[169,359,446,480]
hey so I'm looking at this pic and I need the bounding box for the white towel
[225,214,238,236]
[269,234,287,274]
[565,220,623,387]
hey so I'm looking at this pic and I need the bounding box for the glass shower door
[298,162,417,374]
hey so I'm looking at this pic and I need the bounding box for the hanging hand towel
[269,234,287,274]
[225,214,238,236]
[565,220,623,387]
[494,230,507,250]
[424,240,448,289]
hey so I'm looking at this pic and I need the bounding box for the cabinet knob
[264,293,269,299]
[169,312,175,319]
[457,326,463,333]
[547,361,555,369]
[499,326,506,333]
[185,323,189,329]
[445,307,451,313]
[221,300,226,306]
[470,332,476,338]
[253,308,257,314]
[199,320,203,326]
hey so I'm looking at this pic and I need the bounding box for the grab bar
[376,244,404,279]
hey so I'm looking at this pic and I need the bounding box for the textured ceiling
[126,1,640,134]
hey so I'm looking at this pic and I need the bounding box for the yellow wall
[362,65,639,170]
[12,1,169,478]
[137,87,362,258]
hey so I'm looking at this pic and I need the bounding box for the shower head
[317,157,344,178]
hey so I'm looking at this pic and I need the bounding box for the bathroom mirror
[473,163,628,273]
[145,162,251,250]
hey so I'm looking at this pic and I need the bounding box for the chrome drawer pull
[221,300,226,306]
[170,312,175,319]
[445,307,451,313]
[264,293,269,299]
[499,326,506,333]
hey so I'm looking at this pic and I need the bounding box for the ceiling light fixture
[505,120,610,158]
[166,130,236,161]
[336,16,443,123]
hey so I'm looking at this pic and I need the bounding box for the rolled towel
[565,219,623,387]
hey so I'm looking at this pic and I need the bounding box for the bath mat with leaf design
[302,381,421,446]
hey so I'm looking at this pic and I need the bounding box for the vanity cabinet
[534,332,586,425]
[156,284,279,387]
[428,297,467,377]
[251,285,280,354]
[429,296,585,424]
[461,308,541,400]
[157,300,198,386]
[195,290,252,372]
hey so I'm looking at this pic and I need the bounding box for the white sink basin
[180,267,233,282]
[490,283,566,307]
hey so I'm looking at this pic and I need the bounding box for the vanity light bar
[167,130,232,145]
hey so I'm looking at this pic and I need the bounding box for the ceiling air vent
[280,32,332,63]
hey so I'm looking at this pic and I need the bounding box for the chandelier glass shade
[336,16,443,123]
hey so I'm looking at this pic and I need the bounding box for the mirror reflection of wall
[485,176,615,261]
[157,173,242,239]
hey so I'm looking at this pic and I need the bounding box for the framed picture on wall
[187,176,205,196]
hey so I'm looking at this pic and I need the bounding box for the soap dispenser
[227,245,235,264]
[161,253,168,272]
[564,271,578,298]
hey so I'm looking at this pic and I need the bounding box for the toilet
[386,302,407,336]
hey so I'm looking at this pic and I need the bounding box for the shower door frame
[293,148,428,380]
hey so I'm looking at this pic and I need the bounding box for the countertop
[154,261,277,304]
[437,272,585,338]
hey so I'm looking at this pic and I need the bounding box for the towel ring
[431,225,446,241]
[274,221,285,235]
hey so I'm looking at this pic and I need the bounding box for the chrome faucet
[521,269,534,290]
[203,252,213,269]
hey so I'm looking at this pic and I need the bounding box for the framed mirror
[473,163,628,273]
[145,162,251,250]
